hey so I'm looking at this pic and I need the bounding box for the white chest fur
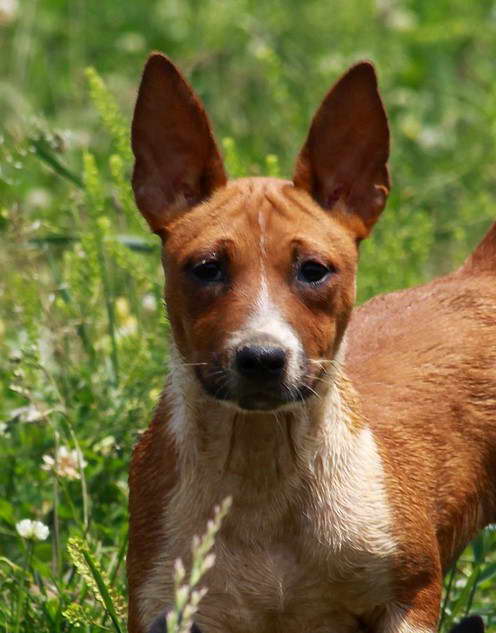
[137,379,397,633]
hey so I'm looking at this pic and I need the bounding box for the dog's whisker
[304,373,332,386]
[304,384,321,400]
[179,362,209,367]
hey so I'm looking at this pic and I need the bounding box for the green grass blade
[30,137,83,189]
[81,549,124,633]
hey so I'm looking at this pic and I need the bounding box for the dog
[127,53,496,633]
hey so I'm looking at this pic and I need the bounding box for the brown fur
[127,53,496,633]
[347,263,496,595]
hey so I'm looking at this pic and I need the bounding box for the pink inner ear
[324,185,346,210]
[292,62,390,235]
[179,182,198,206]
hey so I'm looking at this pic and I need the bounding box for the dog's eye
[191,259,224,283]
[297,260,332,284]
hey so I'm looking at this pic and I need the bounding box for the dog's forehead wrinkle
[257,202,272,261]
[177,179,304,256]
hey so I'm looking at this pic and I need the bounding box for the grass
[1,0,496,631]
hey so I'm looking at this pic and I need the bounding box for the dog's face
[131,54,389,411]
[163,180,359,411]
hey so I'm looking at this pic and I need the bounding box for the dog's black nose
[235,345,287,379]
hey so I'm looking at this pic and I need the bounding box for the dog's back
[346,224,496,576]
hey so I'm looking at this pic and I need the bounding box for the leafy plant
[1,2,496,631]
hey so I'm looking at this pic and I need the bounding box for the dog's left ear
[131,53,227,235]
[293,62,390,237]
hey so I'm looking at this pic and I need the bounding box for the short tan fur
[127,53,496,633]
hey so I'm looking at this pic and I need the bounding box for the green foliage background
[1,0,496,631]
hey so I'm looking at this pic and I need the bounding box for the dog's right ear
[131,53,227,236]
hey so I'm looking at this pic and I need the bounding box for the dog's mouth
[194,363,323,412]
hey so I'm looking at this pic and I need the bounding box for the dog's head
[131,53,389,412]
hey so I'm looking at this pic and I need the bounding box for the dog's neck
[165,342,365,501]
[163,342,396,558]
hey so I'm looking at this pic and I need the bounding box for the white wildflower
[375,0,416,31]
[26,188,51,209]
[117,32,145,53]
[117,316,138,338]
[93,435,116,456]
[386,8,416,31]
[42,446,87,480]
[57,129,90,150]
[417,126,444,151]
[142,293,157,312]
[9,349,22,362]
[0,0,18,24]
[10,404,44,423]
[16,519,49,541]
[116,479,129,497]
[0,422,8,436]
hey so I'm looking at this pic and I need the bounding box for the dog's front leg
[378,572,442,633]
[148,613,202,633]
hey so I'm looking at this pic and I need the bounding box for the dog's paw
[447,615,484,633]
[147,614,202,633]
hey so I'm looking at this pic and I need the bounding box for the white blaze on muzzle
[228,273,303,384]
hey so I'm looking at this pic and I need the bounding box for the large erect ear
[293,62,390,236]
[131,53,227,234]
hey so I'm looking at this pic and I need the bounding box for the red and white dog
[127,53,496,633]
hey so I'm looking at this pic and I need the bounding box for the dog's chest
[194,422,397,633]
[140,423,396,632]
[197,525,392,633]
